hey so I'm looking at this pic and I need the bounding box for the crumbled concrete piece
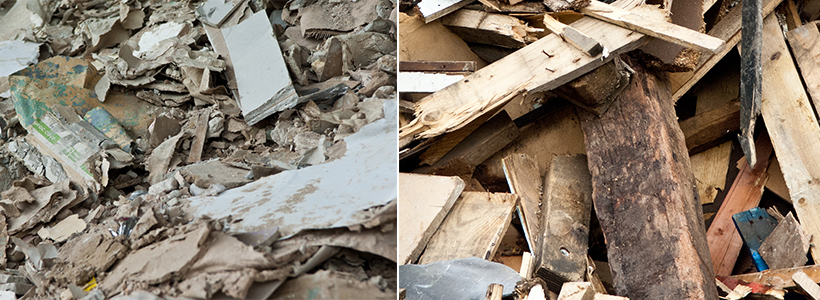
[37,214,87,242]
[148,177,178,195]
[129,207,158,242]
[0,282,32,296]
[1,187,34,204]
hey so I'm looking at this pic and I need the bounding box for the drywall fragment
[10,237,58,271]
[196,0,244,27]
[272,270,393,299]
[37,214,87,242]
[147,132,183,185]
[211,12,298,125]
[0,40,40,79]
[299,0,384,38]
[178,160,252,189]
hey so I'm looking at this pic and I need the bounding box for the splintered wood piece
[580,1,725,53]
[400,0,669,142]
[759,13,820,262]
[733,265,820,289]
[543,14,603,57]
[440,9,536,49]
[706,132,773,277]
[637,0,705,70]
[778,0,802,30]
[418,192,517,264]
[398,173,465,264]
[521,252,535,279]
[669,0,781,102]
[759,212,810,270]
[786,21,820,117]
[679,99,740,153]
[557,282,594,300]
[585,255,607,294]
[544,0,590,12]
[187,107,212,163]
[536,155,592,293]
[420,111,519,177]
[552,56,632,115]
[486,283,504,300]
[502,154,543,257]
[793,270,820,300]
[690,141,732,204]
[417,0,473,23]
[578,56,717,299]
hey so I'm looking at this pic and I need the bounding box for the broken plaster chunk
[148,177,179,195]
[37,214,87,243]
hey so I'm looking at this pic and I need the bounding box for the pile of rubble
[0,0,397,298]
[398,0,820,298]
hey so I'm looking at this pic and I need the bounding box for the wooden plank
[679,99,740,153]
[536,154,592,294]
[759,212,810,270]
[578,56,716,299]
[399,61,477,73]
[419,111,519,177]
[766,157,791,202]
[801,0,820,25]
[778,0,802,30]
[486,283,504,300]
[669,0,782,102]
[786,21,820,120]
[187,107,212,163]
[638,0,705,71]
[417,0,473,23]
[542,13,603,57]
[418,112,494,167]
[691,141,732,204]
[502,153,543,257]
[398,173,465,264]
[521,252,534,279]
[398,12,487,69]
[580,1,725,54]
[400,0,667,142]
[706,132,773,276]
[398,72,465,93]
[440,9,537,49]
[733,265,820,289]
[418,192,517,264]
[759,12,820,262]
[794,270,820,300]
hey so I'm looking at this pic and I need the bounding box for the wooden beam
[485,283,504,300]
[536,155,593,294]
[440,9,538,49]
[778,0,802,30]
[542,13,603,57]
[398,173,465,264]
[400,0,667,142]
[578,55,716,299]
[552,56,632,116]
[759,12,820,262]
[786,21,820,120]
[706,132,773,276]
[669,0,782,102]
[502,153,543,257]
[732,265,820,289]
[794,270,820,300]
[579,1,725,54]
[418,192,517,264]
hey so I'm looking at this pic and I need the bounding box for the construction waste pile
[397,0,820,298]
[0,0,398,298]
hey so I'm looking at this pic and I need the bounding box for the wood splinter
[543,14,604,57]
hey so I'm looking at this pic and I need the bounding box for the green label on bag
[32,119,60,144]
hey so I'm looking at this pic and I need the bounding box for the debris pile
[0,0,397,297]
[397,0,820,298]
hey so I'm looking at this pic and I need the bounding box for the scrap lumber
[399,61,477,74]
[417,0,473,23]
[418,192,517,264]
[637,0,706,71]
[786,21,820,116]
[536,155,592,294]
[418,112,495,166]
[678,99,740,153]
[440,9,537,49]
[419,111,519,177]
[778,0,802,30]
[733,265,820,289]
[578,56,717,299]
[579,1,725,54]
[557,282,594,300]
[766,158,791,202]
[690,141,732,204]
[552,57,632,115]
[758,212,810,270]
[187,107,212,163]
[706,132,773,277]
[398,12,487,68]
[398,72,465,93]
[520,252,534,279]
[501,154,542,255]
[542,14,603,57]
[400,0,669,143]
[485,283,504,300]
[398,173,465,264]
[669,0,781,102]
[543,0,589,12]
[793,270,820,300]
[738,0,764,168]
[759,12,820,262]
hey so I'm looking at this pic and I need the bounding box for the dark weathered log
[577,55,717,299]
